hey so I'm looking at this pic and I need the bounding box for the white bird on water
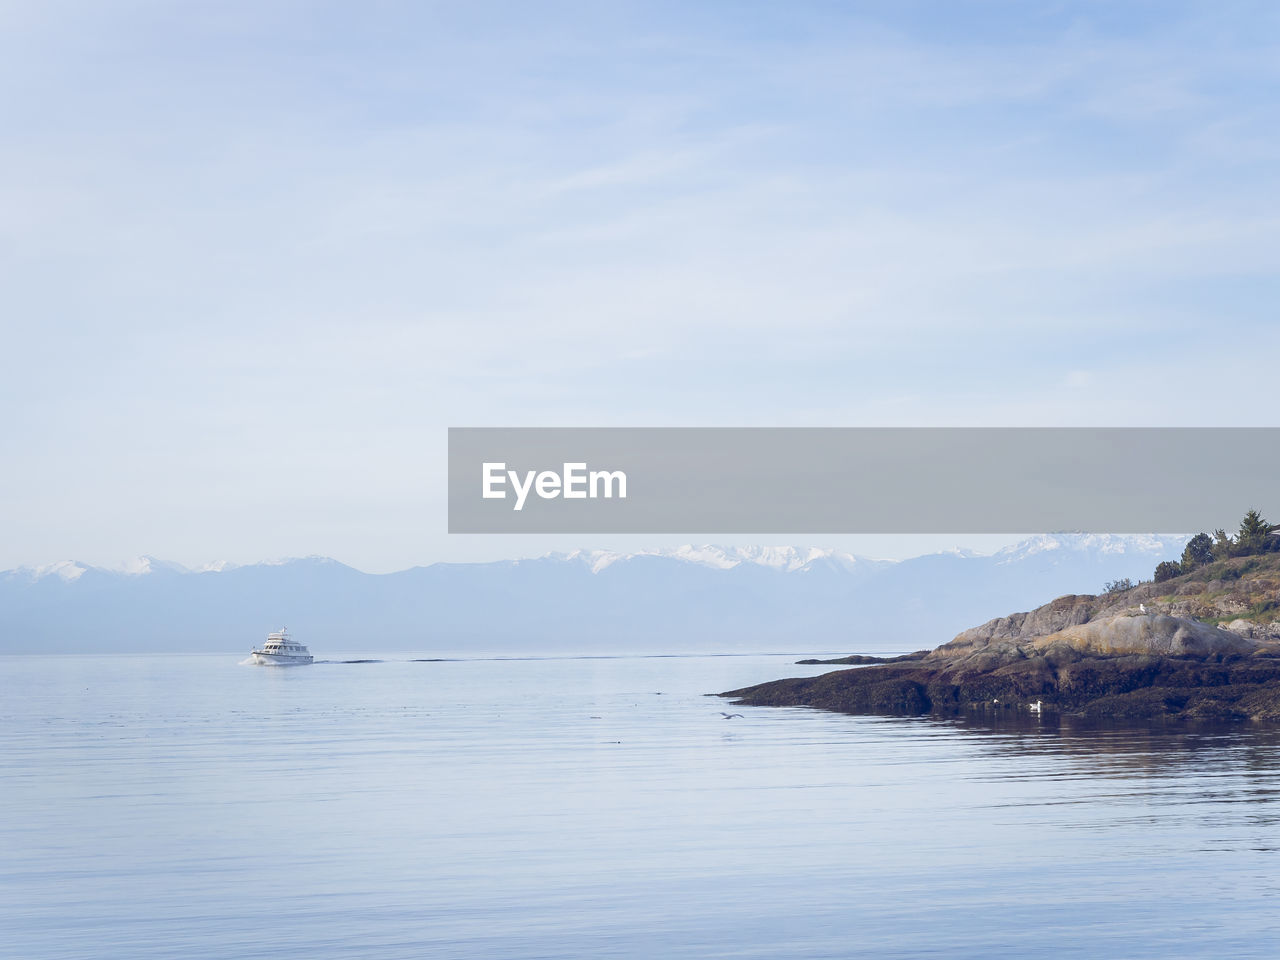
[1029,700,1042,713]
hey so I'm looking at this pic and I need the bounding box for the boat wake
[239,657,384,666]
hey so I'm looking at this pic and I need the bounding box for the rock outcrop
[725,553,1280,722]
[1029,614,1253,658]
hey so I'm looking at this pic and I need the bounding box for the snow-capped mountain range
[1,535,1188,654]
[546,544,888,575]
[19,555,239,582]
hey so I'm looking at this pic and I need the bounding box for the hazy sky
[3,1,1278,572]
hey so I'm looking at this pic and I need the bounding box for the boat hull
[248,651,314,666]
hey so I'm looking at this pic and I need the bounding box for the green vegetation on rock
[1171,509,1279,581]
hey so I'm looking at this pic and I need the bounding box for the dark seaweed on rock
[795,651,929,665]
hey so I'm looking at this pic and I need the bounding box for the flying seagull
[720,712,744,719]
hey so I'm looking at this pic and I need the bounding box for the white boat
[249,628,314,665]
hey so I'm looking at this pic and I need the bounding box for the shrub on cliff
[1153,561,1182,583]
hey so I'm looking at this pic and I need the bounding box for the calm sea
[3,652,1279,959]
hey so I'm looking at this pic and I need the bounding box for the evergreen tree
[1180,532,1214,571]
[1236,509,1273,556]
[1211,528,1234,561]
[1153,560,1182,583]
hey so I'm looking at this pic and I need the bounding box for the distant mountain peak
[993,533,1188,565]
[116,555,191,576]
[256,555,346,568]
[24,559,91,582]
[929,547,985,559]
[197,560,238,573]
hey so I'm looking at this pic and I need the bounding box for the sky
[2,1,1278,573]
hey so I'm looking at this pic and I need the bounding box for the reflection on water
[2,653,1279,959]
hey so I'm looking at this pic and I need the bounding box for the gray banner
[448,428,1279,533]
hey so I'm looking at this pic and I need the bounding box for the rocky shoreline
[794,651,928,665]
[723,554,1280,722]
